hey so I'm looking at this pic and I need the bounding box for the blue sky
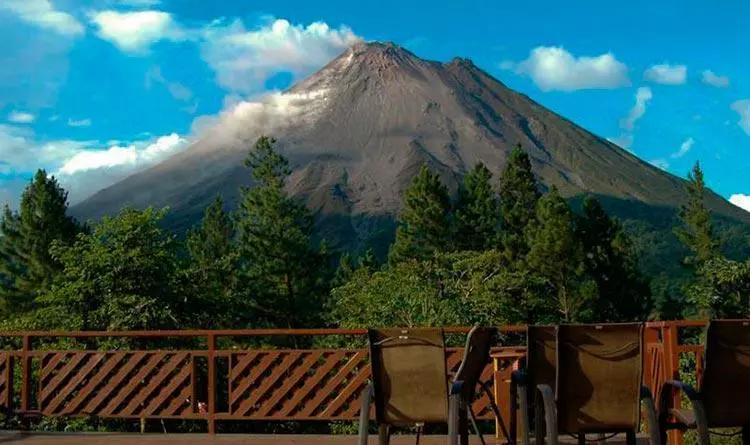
[1,0,749,212]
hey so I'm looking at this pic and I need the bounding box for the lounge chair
[451,326,503,445]
[511,325,557,445]
[358,327,461,445]
[658,319,750,445]
[520,323,660,445]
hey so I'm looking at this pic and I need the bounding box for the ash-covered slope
[72,42,750,248]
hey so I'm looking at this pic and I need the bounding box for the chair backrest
[700,319,750,427]
[525,325,558,394]
[555,323,644,434]
[453,326,497,401]
[367,327,449,426]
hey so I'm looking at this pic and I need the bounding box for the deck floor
[0,432,650,445]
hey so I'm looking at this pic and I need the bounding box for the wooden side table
[491,347,526,444]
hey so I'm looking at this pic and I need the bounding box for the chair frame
[658,319,750,445]
[513,324,660,445]
[358,327,461,445]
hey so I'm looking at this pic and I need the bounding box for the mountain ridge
[71,41,750,253]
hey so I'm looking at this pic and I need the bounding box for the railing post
[20,335,31,429]
[662,322,683,445]
[643,326,659,396]
[207,333,216,435]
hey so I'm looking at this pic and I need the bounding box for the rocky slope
[72,41,750,254]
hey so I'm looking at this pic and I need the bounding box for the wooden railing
[0,322,711,443]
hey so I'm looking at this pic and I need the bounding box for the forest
[1,135,749,336]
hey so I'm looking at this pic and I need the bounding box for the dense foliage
[1,140,746,335]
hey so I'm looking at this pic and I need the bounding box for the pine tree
[39,207,183,331]
[576,195,652,321]
[454,162,500,251]
[674,161,719,267]
[526,187,592,322]
[234,136,329,331]
[499,144,541,261]
[184,195,237,328]
[332,253,356,288]
[0,170,79,314]
[388,165,453,263]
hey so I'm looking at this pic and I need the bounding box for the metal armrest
[658,380,709,445]
[640,385,661,445]
[534,384,557,445]
[450,380,465,396]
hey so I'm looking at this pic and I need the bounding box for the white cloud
[89,10,186,53]
[514,46,629,92]
[0,0,84,37]
[671,137,695,159]
[0,124,189,206]
[8,111,35,124]
[621,87,653,131]
[119,0,162,6]
[608,87,653,151]
[650,159,669,170]
[702,70,729,88]
[0,124,94,174]
[643,63,687,85]
[67,118,92,127]
[607,134,634,151]
[200,18,361,93]
[730,194,750,213]
[145,65,193,102]
[730,100,750,135]
[58,133,185,175]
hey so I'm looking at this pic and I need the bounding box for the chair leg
[577,433,586,445]
[743,425,750,445]
[480,380,512,445]
[626,429,636,445]
[379,425,391,445]
[518,384,530,445]
[459,404,469,445]
[535,384,557,445]
[449,392,460,445]
[467,406,487,445]
[640,386,661,445]
[359,383,373,445]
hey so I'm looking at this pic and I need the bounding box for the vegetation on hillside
[1,139,748,334]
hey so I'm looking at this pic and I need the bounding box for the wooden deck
[0,432,651,445]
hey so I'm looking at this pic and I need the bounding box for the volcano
[71,41,750,259]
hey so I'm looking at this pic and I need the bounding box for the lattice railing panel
[227,348,496,420]
[0,353,11,412]
[39,351,197,418]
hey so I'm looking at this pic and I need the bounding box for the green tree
[499,144,541,261]
[38,207,184,331]
[526,187,593,322]
[693,257,750,318]
[330,250,554,329]
[0,170,79,314]
[576,195,652,322]
[388,165,453,263]
[454,162,500,251]
[332,252,356,288]
[184,195,238,328]
[234,136,330,331]
[675,161,719,267]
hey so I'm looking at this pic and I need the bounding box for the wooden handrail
[0,320,723,444]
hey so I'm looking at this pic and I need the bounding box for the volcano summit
[71,41,750,254]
